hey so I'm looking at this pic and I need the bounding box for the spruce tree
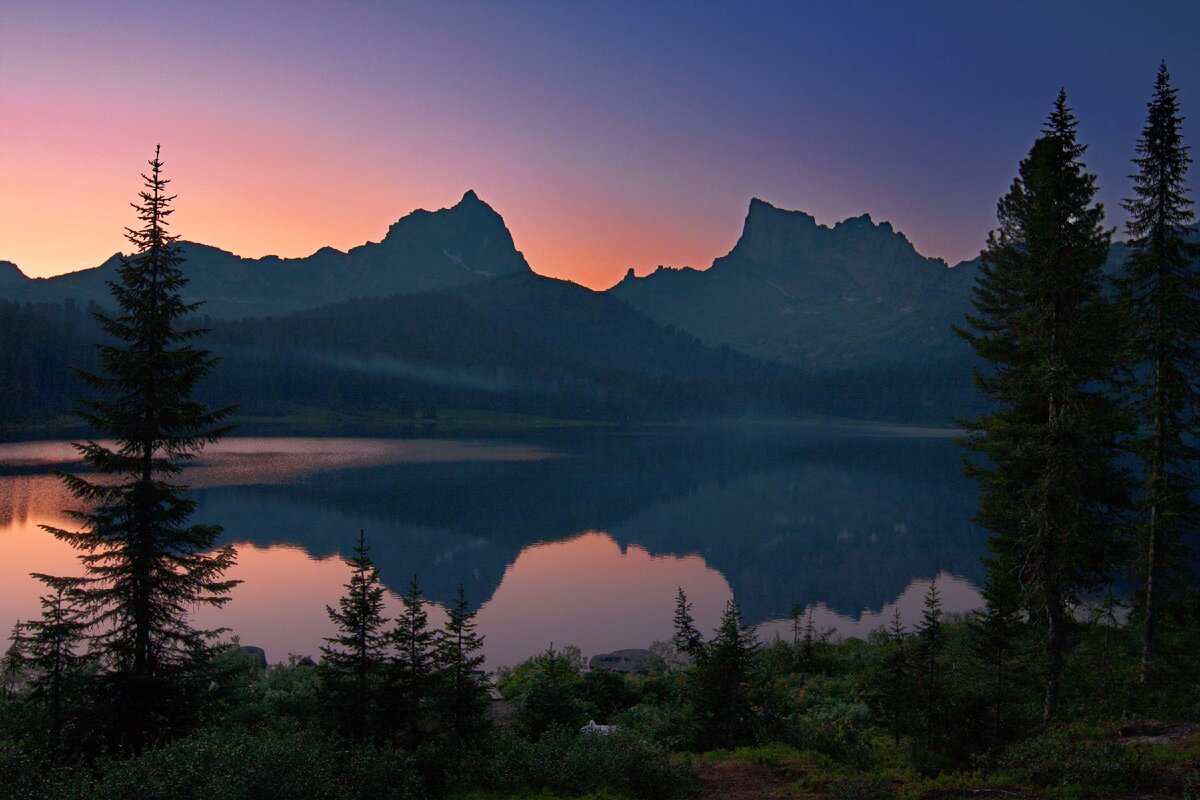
[320,530,389,741]
[914,581,945,747]
[1117,62,1200,679]
[433,583,489,741]
[672,587,704,660]
[1,627,22,697]
[10,579,90,750]
[391,575,435,748]
[40,146,238,749]
[969,570,1023,750]
[878,608,913,749]
[957,92,1130,719]
[696,598,758,748]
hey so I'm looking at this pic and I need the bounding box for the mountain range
[6,189,1132,426]
[1,190,530,319]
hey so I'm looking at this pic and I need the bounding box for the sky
[2,1,1198,290]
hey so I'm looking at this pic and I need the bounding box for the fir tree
[433,583,490,741]
[914,581,946,747]
[695,598,758,749]
[672,587,704,660]
[957,92,1131,719]
[320,530,389,741]
[790,602,803,648]
[1117,62,1200,679]
[878,608,913,749]
[969,570,1023,750]
[12,578,91,750]
[40,146,238,749]
[2,625,23,697]
[391,575,435,748]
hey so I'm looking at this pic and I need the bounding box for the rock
[588,648,656,673]
[237,645,268,669]
[580,720,617,735]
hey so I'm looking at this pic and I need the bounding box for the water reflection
[0,429,986,666]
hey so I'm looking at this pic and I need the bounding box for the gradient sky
[2,1,1197,289]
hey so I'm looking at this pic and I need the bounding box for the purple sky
[2,0,1197,287]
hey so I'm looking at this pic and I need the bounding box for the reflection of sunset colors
[5,5,1193,289]
[756,572,983,644]
[474,531,731,667]
[0,473,983,668]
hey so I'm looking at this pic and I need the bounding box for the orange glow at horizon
[0,100,740,291]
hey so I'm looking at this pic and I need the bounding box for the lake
[0,427,986,667]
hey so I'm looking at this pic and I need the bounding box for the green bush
[29,727,423,800]
[461,727,687,799]
[997,728,1150,794]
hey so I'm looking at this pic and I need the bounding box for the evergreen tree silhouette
[696,598,757,748]
[969,570,1023,750]
[39,146,238,750]
[915,581,946,747]
[10,578,90,751]
[1117,62,1200,680]
[433,583,490,741]
[320,530,389,741]
[672,587,704,660]
[878,608,913,749]
[956,92,1131,719]
[392,575,435,748]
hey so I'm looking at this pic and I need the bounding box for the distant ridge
[608,198,977,370]
[0,190,530,319]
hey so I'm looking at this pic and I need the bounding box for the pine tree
[672,587,704,660]
[1117,62,1200,680]
[696,598,758,749]
[320,531,389,741]
[433,583,489,741]
[878,608,913,749]
[40,146,238,749]
[957,92,1131,720]
[2,626,24,697]
[969,570,1023,750]
[391,575,435,748]
[12,578,91,750]
[914,581,946,747]
[790,602,803,648]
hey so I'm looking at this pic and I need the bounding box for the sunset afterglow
[3,2,1196,288]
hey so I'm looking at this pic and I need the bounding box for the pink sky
[3,2,1194,289]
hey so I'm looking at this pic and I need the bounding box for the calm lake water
[0,428,986,667]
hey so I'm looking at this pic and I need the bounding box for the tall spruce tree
[695,598,758,749]
[10,578,90,750]
[392,575,435,748]
[320,531,389,741]
[672,587,704,660]
[1117,62,1200,679]
[957,92,1130,719]
[433,583,489,741]
[40,146,238,749]
[969,570,1023,750]
[878,608,913,749]
[914,581,946,747]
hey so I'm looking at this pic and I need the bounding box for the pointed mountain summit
[0,191,530,319]
[610,198,976,369]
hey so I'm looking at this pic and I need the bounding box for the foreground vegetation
[1,55,1197,800]
[3,607,1199,799]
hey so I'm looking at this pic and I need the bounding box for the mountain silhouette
[608,198,978,370]
[0,191,530,318]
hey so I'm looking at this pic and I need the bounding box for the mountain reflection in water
[0,428,984,666]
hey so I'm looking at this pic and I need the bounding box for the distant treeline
[0,287,981,430]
